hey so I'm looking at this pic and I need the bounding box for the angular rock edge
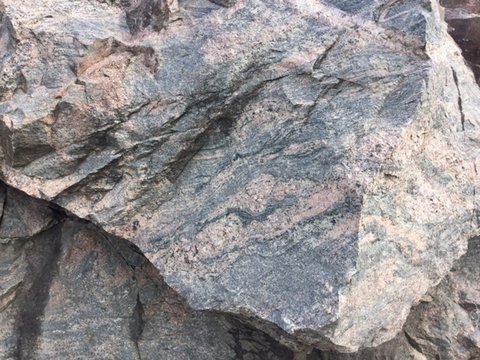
[1,180,479,359]
[0,180,297,359]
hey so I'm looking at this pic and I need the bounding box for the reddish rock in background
[441,0,480,83]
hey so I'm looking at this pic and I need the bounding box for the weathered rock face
[2,179,479,359]
[440,0,480,84]
[403,236,480,360]
[0,180,295,359]
[1,0,480,358]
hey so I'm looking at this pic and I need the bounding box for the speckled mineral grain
[1,0,480,358]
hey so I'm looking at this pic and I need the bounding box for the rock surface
[0,180,295,359]
[403,235,480,360]
[1,179,479,359]
[1,0,480,358]
[440,0,480,83]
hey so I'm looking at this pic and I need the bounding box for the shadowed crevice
[0,181,7,228]
[451,68,466,131]
[12,224,63,359]
[130,293,145,360]
[441,0,480,85]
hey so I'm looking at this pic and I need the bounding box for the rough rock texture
[403,236,480,360]
[309,236,480,360]
[0,180,295,359]
[2,178,480,359]
[440,0,480,83]
[1,0,480,358]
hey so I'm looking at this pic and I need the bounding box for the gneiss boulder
[1,0,480,353]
